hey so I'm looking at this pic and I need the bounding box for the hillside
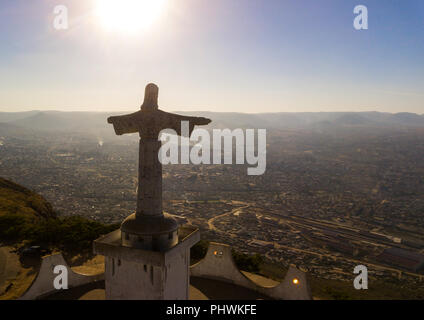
[0,177,118,252]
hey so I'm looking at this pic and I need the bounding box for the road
[207,204,249,232]
[205,206,424,281]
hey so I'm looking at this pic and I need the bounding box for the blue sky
[0,0,423,113]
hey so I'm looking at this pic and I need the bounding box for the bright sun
[94,0,167,35]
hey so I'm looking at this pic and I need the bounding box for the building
[377,248,424,273]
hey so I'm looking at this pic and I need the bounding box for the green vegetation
[232,250,263,273]
[0,214,118,253]
[256,259,288,282]
[0,177,119,253]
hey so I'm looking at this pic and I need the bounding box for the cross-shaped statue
[107,83,211,250]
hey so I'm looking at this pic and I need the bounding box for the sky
[0,0,423,114]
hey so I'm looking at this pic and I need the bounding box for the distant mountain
[8,111,112,132]
[0,111,423,137]
[0,111,41,123]
[391,112,424,126]
[176,111,424,130]
[0,111,122,140]
[0,122,36,137]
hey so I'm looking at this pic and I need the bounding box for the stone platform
[93,225,200,300]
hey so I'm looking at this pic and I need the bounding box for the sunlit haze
[94,0,167,35]
[0,0,423,113]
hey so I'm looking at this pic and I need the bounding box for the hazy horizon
[0,0,423,114]
[0,109,424,116]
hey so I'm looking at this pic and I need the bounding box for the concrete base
[93,225,199,300]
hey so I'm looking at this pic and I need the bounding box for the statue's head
[141,83,159,110]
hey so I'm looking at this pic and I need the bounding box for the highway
[207,204,249,232]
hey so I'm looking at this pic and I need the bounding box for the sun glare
[94,0,167,35]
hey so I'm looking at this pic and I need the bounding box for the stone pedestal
[100,83,209,300]
[94,225,199,300]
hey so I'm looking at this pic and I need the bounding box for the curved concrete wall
[19,253,104,300]
[190,242,312,300]
[19,243,312,300]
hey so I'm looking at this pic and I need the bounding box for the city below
[1,110,423,296]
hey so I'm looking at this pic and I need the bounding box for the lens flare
[95,0,167,35]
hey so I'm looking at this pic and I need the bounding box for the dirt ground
[0,246,37,300]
